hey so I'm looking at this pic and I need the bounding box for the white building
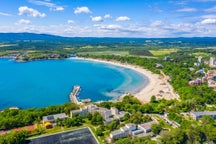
[86,104,99,113]
[115,111,126,119]
[99,108,112,119]
[132,129,144,136]
[110,123,137,140]
[42,113,68,124]
[194,62,200,67]
[111,107,119,115]
[70,107,88,117]
[198,56,202,63]
[190,111,216,120]
[110,129,128,140]
[209,57,216,67]
[138,121,155,133]
[208,80,216,88]
[125,123,136,131]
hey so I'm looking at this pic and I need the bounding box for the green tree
[86,112,92,120]
[91,112,103,125]
[0,130,28,144]
[96,126,104,136]
[151,124,162,135]
[150,96,157,103]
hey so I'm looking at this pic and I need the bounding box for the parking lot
[25,127,98,144]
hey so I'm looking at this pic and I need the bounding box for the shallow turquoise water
[0,58,148,109]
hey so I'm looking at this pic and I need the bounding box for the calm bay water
[0,58,148,109]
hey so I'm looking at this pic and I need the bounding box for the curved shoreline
[74,57,179,103]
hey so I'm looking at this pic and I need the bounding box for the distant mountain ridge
[0,33,216,48]
[0,32,216,40]
[0,33,69,41]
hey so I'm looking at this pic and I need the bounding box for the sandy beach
[75,57,179,103]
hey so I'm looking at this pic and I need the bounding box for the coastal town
[1,94,215,143]
[1,0,216,143]
[0,46,216,143]
[1,60,216,144]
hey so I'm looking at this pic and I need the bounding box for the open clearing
[149,49,178,56]
[78,51,129,56]
[190,52,212,57]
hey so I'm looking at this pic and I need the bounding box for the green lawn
[195,47,216,50]
[149,49,178,56]
[0,44,18,47]
[78,51,129,56]
[190,52,212,57]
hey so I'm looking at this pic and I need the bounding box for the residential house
[42,113,68,124]
[42,113,68,128]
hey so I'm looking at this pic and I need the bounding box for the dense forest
[0,103,78,130]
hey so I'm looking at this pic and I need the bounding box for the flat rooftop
[111,129,124,135]
[191,111,216,116]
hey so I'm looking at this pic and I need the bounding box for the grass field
[78,51,129,56]
[195,47,216,50]
[0,44,18,47]
[190,52,212,57]
[149,49,178,56]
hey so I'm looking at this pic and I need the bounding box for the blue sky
[0,0,216,37]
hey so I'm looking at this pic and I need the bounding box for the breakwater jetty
[69,86,81,104]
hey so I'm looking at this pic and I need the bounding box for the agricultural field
[0,44,18,47]
[149,49,178,56]
[190,52,212,57]
[78,51,129,56]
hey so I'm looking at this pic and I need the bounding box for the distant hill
[0,33,69,41]
[0,33,216,48]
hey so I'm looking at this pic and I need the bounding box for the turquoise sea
[0,58,148,110]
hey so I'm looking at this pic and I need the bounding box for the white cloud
[104,14,111,19]
[116,16,130,21]
[201,14,216,19]
[55,7,64,11]
[176,7,197,12]
[0,12,11,16]
[201,18,216,24]
[205,5,216,12]
[74,6,91,14]
[28,0,64,11]
[16,19,31,25]
[18,6,46,17]
[196,0,216,2]
[1,17,216,37]
[151,20,164,26]
[91,16,103,22]
[67,20,74,24]
[94,24,121,30]
[1,21,216,37]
